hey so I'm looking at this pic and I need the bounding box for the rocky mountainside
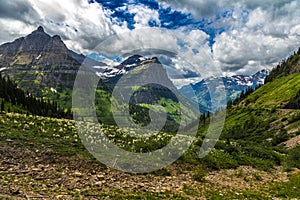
[82,54,201,130]
[0,26,271,114]
[0,26,76,67]
[0,26,104,108]
[0,27,199,128]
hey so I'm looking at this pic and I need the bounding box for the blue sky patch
[89,0,242,49]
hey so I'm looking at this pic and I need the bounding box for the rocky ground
[0,144,299,200]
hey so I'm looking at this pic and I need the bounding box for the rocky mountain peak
[52,35,62,41]
[120,55,143,66]
[28,26,49,39]
[0,26,75,67]
[180,69,270,111]
[37,26,45,32]
[97,55,163,78]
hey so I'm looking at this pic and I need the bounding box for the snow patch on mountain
[179,69,270,111]
[94,55,159,78]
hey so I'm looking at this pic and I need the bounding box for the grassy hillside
[211,72,300,170]
[0,73,71,118]
[1,112,299,199]
[246,73,300,108]
[173,71,300,174]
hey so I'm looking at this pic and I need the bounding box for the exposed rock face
[0,26,88,107]
[0,26,78,68]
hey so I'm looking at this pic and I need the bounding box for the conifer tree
[1,100,4,112]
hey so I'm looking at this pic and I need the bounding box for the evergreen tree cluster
[0,73,72,118]
[227,85,259,108]
[265,47,300,83]
[284,89,300,109]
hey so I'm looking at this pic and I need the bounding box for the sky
[0,0,299,86]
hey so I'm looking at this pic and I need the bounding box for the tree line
[265,47,300,83]
[0,73,72,118]
[225,47,300,110]
[226,85,260,108]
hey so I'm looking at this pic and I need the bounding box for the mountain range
[180,69,269,111]
[0,26,269,114]
[91,52,269,111]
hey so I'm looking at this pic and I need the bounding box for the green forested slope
[207,58,300,171]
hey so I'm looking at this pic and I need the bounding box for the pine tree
[227,99,233,109]
[1,100,4,112]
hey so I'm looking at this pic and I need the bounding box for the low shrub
[202,149,239,170]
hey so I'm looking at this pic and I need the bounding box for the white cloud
[239,0,295,10]
[0,0,39,23]
[0,19,37,43]
[0,0,299,79]
[0,0,127,54]
[213,0,300,75]
[158,0,225,19]
[126,4,160,28]
[30,0,121,54]
[246,8,266,29]
[93,28,179,56]
[186,29,209,46]
[172,77,203,88]
[155,0,299,77]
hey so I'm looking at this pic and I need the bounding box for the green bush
[202,149,239,170]
[286,146,300,169]
[192,166,208,182]
[272,129,289,146]
[237,155,274,171]
[270,173,300,198]
[288,113,300,124]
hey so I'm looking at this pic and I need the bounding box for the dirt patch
[205,166,295,191]
[284,135,300,149]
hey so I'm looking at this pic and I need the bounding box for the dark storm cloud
[0,0,40,23]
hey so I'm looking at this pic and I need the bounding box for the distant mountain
[0,26,271,114]
[0,26,104,108]
[92,55,159,78]
[180,69,269,111]
[89,54,201,130]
